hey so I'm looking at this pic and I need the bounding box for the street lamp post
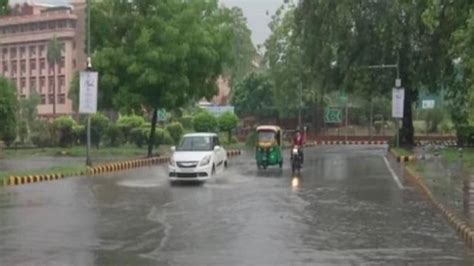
[85,0,92,166]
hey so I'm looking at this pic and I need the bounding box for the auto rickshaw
[255,126,283,169]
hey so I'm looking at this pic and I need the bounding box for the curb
[1,149,243,187]
[416,140,458,147]
[397,155,416,162]
[316,140,388,145]
[396,156,474,248]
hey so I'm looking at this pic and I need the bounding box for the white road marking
[383,156,404,189]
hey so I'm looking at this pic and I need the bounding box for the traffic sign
[157,109,167,122]
[79,71,98,114]
[422,99,435,109]
[392,88,405,118]
[325,107,343,123]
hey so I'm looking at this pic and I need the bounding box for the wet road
[1,146,473,265]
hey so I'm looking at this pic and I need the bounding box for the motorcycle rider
[292,128,305,164]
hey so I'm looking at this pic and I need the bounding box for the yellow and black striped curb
[397,155,416,162]
[404,166,474,249]
[2,173,72,187]
[316,140,388,145]
[1,149,243,187]
[416,140,458,147]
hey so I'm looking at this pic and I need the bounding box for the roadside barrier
[316,140,388,145]
[396,155,416,162]
[416,140,458,147]
[1,149,242,187]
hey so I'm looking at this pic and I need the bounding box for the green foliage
[457,125,474,147]
[166,122,184,145]
[90,113,110,148]
[179,116,194,130]
[218,112,239,142]
[0,77,18,146]
[245,131,257,147]
[104,124,125,147]
[18,90,41,141]
[0,0,9,15]
[30,121,53,148]
[130,127,147,148]
[374,121,384,134]
[232,72,276,118]
[73,125,86,145]
[117,114,146,140]
[193,111,217,133]
[18,120,28,144]
[52,116,77,147]
[423,108,445,133]
[439,119,455,134]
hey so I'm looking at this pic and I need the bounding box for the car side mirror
[171,146,176,152]
[214,145,221,151]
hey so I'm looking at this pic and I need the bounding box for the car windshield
[177,136,213,151]
[258,131,276,142]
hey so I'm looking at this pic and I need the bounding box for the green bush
[31,121,53,148]
[438,119,454,134]
[423,108,444,133]
[53,116,77,147]
[90,113,110,148]
[218,112,239,143]
[373,121,384,134]
[162,130,174,145]
[117,114,146,140]
[166,122,184,145]
[457,125,474,147]
[245,131,257,147]
[130,127,147,148]
[73,125,86,145]
[193,111,217,132]
[179,116,194,129]
[105,124,125,147]
[18,120,28,144]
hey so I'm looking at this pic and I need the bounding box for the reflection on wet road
[0,146,473,265]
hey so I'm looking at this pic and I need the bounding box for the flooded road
[0,146,473,265]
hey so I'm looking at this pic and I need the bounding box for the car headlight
[200,155,212,166]
[169,157,175,166]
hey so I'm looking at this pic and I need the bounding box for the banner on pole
[79,71,98,114]
[392,88,404,118]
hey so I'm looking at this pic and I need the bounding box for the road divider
[396,155,416,162]
[1,149,242,187]
[316,140,388,145]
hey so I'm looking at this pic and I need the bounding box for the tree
[90,113,110,148]
[0,77,18,146]
[294,0,473,145]
[18,90,41,141]
[91,0,234,157]
[232,72,277,119]
[0,0,9,16]
[166,122,184,145]
[223,7,257,87]
[194,111,217,133]
[218,112,239,143]
[47,36,62,117]
[52,116,77,147]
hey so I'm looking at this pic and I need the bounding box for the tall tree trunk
[400,87,414,146]
[52,65,56,117]
[148,107,158,157]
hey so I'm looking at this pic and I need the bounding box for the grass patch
[3,145,172,159]
[392,147,413,157]
[0,165,87,182]
[441,148,474,174]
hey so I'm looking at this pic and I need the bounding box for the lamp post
[85,0,92,166]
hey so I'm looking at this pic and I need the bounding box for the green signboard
[157,109,167,122]
[325,107,343,123]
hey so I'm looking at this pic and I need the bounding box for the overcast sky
[10,0,282,46]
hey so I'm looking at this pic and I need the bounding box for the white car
[168,133,227,183]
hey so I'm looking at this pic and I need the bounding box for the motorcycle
[291,145,303,174]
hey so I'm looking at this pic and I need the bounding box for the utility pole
[298,82,302,129]
[85,0,92,166]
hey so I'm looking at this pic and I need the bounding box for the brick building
[0,1,86,117]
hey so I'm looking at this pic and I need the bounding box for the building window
[30,59,36,72]
[72,59,76,68]
[11,61,17,76]
[40,59,46,75]
[2,62,7,74]
[20,47,26,58]
[48,21,56,30]
[40,77,46,92]
[30,77,37,90]
[48,94,55,104]
[72,41,76,50]
[58,94,65,104]
[30,23,38,32]
[58,75,65,92]
[20,60,26,76]
[2,48,7,60]
[29,46,36,57]
[58,20,66,28]
[39,45,45,57]
[40,94,46,104]
[10,48,16,59]
[49,64,55,75]
[20,77,26,89]
[40,22,47,30]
